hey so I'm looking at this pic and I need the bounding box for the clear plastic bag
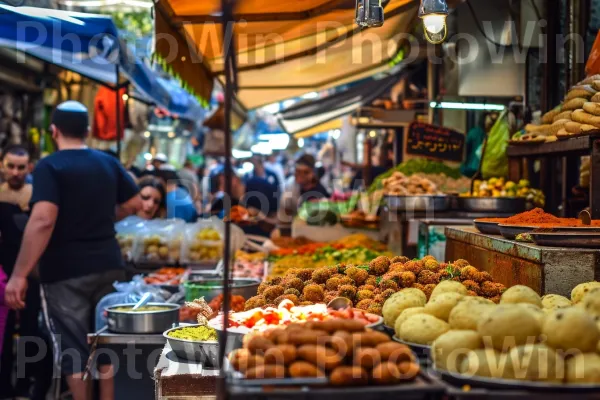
[115,216,146,263]
[481,112,510,179]
[94,275,166,331]
[132,219,185,264]
[180,217,245,264]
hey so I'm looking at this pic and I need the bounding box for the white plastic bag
[133,219,185,264]
[181,217,245,264]
[115,216,146,262]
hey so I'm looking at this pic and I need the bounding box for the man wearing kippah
[4,101,142,400]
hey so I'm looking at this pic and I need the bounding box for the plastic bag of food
[481,112,510,179]
[115,216,146,263]
[181,217,246,264]
[133,219,185,264]
[94,275,166,331]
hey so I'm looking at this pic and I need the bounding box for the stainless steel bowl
[106,303,180,334]
[183,278,260,302]
[164,324,240,366]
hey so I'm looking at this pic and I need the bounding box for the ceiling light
[419,0,449,44]
[167,131,175,138]
[430,101,505,111]
[369,130,377,138]
[298,138,305,148]
[355,0,384,28]
[143,131,151,138]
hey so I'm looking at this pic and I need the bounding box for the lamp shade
[418,0,448,17]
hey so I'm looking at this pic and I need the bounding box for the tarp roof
[154,0,419,109]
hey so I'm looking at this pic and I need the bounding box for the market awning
[154,0,419,109]
[293,119,343,139]
[277,69,405,135]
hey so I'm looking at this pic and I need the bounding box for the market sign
[406,122,465,162]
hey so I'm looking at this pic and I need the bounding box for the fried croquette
[295,269,315,282]
[245,365,285,379]
[379,279,399,291]
[229,349,265,373]
[367,302,383,315]
[381,289,396,300]
[369,256,391,276]
[284,288,301,297]
[418,270,440,285]
[263,285,285,302]
[312,267,334,284]
[274,294,299,306]
[264,345,297,365]
[353,331,390,347]
[462,280,481,294]
[288,361,325,378]
[365,275,378,286]
[397,362,420,380]
[353,347,381,369]
[326,277,342,291]
[246,336,274,354]
[358,284,377,292]
[356,299,374,310]
[371,362,402,385]
[356,290,375,302]
[303,284,325,302]
[283,277,304,292]
[330,366,369,386]
[330,331,353,358]
[399,271,417,288]
[403,260,424,275]
[338,285,357,300]
[297,344,343,370]
[376,342,413,363]
[244,295,266,311]
[257,282,270,295]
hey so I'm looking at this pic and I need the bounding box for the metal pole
[115,64,122,160]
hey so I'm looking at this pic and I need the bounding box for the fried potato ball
[432,330,483,372]
[571,282,600,304]
[371,362,402,385]
[288,361,325,378]
[542,307,600,352]
[303,284,325,302]
[297,344,343,370]
[229,349,265,373]
[430,280,469,299]
[356,290,375,302]
[459,349,505,378]
[477,305,541,351]
[541,294,572,310]
[365,275,378,287]
[264,345,297,365]
[246,336,274,354]
[565,353,600,384]
[504,344,564,382]
[353,347,381,369]
[500,285,542,307]
[424,292,464,321]
[376,342,413,363]
[382,290,427,327]
[330,366,369,386]
[399,314,450,345]
[245,365,285,379]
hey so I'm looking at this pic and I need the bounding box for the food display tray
[385,195,451,212]
[530,231,600,248]
[457,197,526,213]
[429,367,600,394]
[473,220,502,235]
[392,335,431,359]
[227,372,445,400]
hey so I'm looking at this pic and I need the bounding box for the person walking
[4,101,141,400]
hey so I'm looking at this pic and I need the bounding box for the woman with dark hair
[137,176,166,219]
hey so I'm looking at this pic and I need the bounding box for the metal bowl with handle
[106,303,180,334]
[164,324,239,367]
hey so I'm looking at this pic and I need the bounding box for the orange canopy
[154,0,419,109]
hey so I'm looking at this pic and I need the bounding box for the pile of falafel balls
[244,255,507,315]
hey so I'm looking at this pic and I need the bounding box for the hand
[5,276,27,310]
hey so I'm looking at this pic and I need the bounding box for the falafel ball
[356,299,374,310]
[380,279,399,292]
[263,285,285,302]
[257,282,271,295]
[274,294,299,305]
[367,302,383,315]
[295,269,315,282]
[364,275,378,286]
[369,256,391,276]
[438,270,451,280]
[356,290,375,302]
[422,284,437,300]
[303,284,325,302]
[245,295,267,311]
[353,269,369,285]
[312,267,334,284]
[462,280,481,294]
[324,293,338,305]
[489,295,501,304]
[382,272,400,284]
[267,277,283,285]
[466,290,478,296]
[399,272,417,288]
[476,271,494,283]
[338,285,357,300]
[339,276,355,287]
[284,277,304,293]
[481,281,504,297]
[381,289,396,300]
[389,263,406,273]
[422,255,436,262]
[403,261,424,275]
[412,283,425,291]
[390,256,410,264]
[359,284,377,292]
[284,288,301,297]
[326,277,342,291]
[460,266,480,282]
[453,259,470,268]
[424,259,440,272]
[299,301,314,306]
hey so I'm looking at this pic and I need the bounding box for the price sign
[406,122,465,162]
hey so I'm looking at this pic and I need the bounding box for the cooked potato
[579,288,600,317]
[371,361,402,385]
[541,294,572,310]
[376,342,413,363]
[430,280,468,298]
[394,307,425,337]
[424,292,464,321]
[297,344,342,370]
[449,303,496,331]
[516,303,545,327]
[460,349,505,378]
[432,330,483,372]
[383,291,427,327]
[500,285,542,307]
[288,361,325,378]
[571,282,600,304]
[477,305,541,351]
[565,353,600,383]
[245,365,285,379]
[542,307,600,352]
[399,314,450,345]
[330,366,369,386]
[504,344,564,382]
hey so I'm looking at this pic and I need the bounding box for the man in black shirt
[4,101,141,400]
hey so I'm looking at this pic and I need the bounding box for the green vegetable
[368,159,463,192]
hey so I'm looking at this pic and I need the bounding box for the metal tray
[106,303,180,334]
[392,335,431,359]
[163,325,220,365]
[530,231,600,248]
[473,220,502,235]
[457,197,526,213]
[385,195,450,212]
[498,224,534,240]
[429,366,600,393]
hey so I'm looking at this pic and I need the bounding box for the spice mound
[167,326,218,342]
[502,208,600,227]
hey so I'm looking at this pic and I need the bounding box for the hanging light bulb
[355,0,384,27]
[419,0,449,44]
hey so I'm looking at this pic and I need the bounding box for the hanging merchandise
[93,86,126,141]
[460,125,486,178]
[481,110,510,179]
